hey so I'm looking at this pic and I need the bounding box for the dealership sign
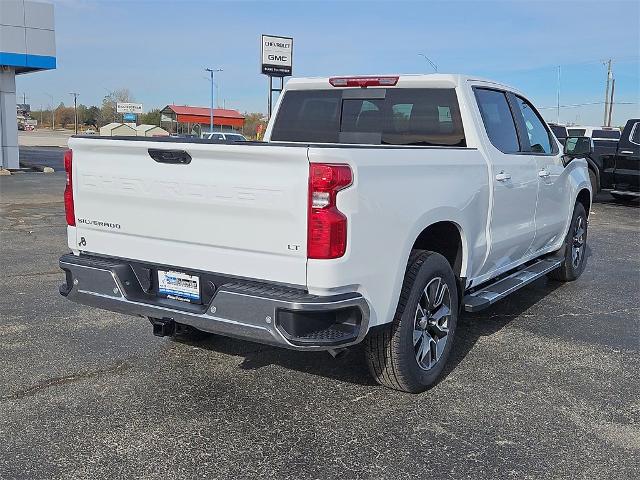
[116,102,143,113]
[261,35,293,76]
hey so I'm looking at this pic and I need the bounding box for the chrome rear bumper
[59,253,369,350]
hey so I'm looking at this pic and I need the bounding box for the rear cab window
[270,88,466,147]
[568,128,586,137]
[549,125,567,139]
[592,130,620,140]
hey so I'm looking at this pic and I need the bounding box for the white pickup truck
[59,74,592,392]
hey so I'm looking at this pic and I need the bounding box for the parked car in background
[548,123,568,145]
[60,74,591,393]
[567,125,620,140]
[599,119,640,201]
[201,132,247,142]
[568,126,622,194]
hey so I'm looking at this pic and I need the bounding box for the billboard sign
[261,35,293,76]
[123,113,137,122]
[116,102,143,113]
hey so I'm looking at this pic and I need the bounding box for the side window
[211,133,224,140]
[630,122,640,145]
[474,88,520,153]
[514,96,553,154]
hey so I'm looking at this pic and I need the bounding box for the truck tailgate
[68,138,309,286]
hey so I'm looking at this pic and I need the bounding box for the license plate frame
[157,270,201,304]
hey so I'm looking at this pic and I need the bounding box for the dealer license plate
[157,270,201,303]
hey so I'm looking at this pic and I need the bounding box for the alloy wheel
[413,277,451,371]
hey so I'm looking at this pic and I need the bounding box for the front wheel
[548,202,588,282]
[364,251,459,393]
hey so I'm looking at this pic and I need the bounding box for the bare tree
[100,88,135,125]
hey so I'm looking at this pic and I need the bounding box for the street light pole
[418,53,438,72]
[205,67,223,133]
[69,92,79,134]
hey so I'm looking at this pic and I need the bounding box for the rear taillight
[308,163,352,259]
[329,76,399,87]
[64,149,75,226]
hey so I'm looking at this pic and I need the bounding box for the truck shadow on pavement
[173,239,596,390]
[173,274,573,390]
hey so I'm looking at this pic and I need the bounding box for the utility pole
[45,93,55,130]
[69,92,79,134]
[607,78,616,127]
[603,59,612,126]
[205,67,223,134]
[556,65,561,124]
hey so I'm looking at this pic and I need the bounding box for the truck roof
[285,73,522,94]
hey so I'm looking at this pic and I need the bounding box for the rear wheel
[364,251,458,393]
[549,202,588,282]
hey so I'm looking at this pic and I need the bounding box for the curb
[18,162,55,173]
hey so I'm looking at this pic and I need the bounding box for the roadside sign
[117,102,143,114]
[261,35,293,76]
[123,113,136,122]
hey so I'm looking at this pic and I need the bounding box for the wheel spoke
[426,277,441,311]
[434,282,447,309]
[415,335,429,367]
[413,329,423,346]
[434,334,447,361]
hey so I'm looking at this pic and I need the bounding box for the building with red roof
[160,105,245,135]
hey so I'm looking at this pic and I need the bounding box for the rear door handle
[495,171,511,181]
[620,150,634,155]
[538,169,551,178]
[148,149,192,164]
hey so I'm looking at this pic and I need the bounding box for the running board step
[463,258,562,312]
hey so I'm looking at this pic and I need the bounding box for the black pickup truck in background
[599,119,640,201]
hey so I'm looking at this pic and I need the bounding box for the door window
[630,122,640,145]
[474,88,520,153]
[514,96,554,154]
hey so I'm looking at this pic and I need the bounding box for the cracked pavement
[1,173,638,479]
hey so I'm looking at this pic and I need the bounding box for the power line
[538,101,638,110]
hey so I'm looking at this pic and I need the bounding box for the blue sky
[17,0,640,125]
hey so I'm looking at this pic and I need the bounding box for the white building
[136,124,169,137]
[99,123,137,137]
[0,0,56,170]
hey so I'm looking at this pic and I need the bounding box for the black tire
[364,251,459,393]
[588,169,598,195]
[548,202,588,282]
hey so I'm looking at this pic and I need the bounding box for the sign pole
[268,76,272,119]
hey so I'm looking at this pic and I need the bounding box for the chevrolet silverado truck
[598,119,640,201]
[59,74,592,393]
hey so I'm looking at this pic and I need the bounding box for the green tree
[84,106,100,127]
[242,112,267,139]
[140,108,161,126]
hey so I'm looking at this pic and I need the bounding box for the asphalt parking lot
[1,172,638,480]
